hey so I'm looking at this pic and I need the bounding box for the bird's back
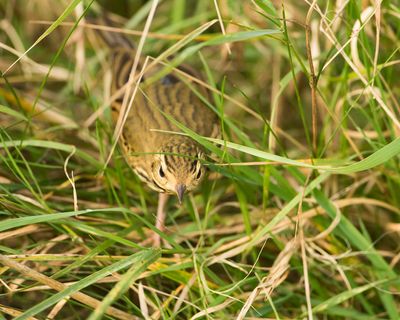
[122,76,218,154]
[102,28,219,155]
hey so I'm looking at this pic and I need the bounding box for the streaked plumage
[92,17,219,200]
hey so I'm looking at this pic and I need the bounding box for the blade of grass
[208,137,400,174]
[309,279,389,315]
[0,139,100,167]
[87,250,160,320]
[3,0,83,75]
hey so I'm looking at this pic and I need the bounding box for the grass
[1,0,400,319]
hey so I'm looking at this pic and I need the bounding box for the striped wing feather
[107,40,218,153]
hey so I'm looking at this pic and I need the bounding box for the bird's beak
[175,184,186,204]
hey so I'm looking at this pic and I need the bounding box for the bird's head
[148,138,205,203]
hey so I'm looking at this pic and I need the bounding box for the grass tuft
[1,0,399,319]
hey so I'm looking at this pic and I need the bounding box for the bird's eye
[159,166,165,178]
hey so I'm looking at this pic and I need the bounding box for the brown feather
[95,19,219,194]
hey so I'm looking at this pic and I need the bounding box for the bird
[89,16,220,246]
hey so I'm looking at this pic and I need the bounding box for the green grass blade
[310,279,388,315]
[209,137,400,174]
[0,104,28,121]
[0,208,110,232]
[87,250,160,320]
[3,0,82,74]
[0,139,100,167]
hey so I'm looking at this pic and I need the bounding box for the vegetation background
[1,0,400,319]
